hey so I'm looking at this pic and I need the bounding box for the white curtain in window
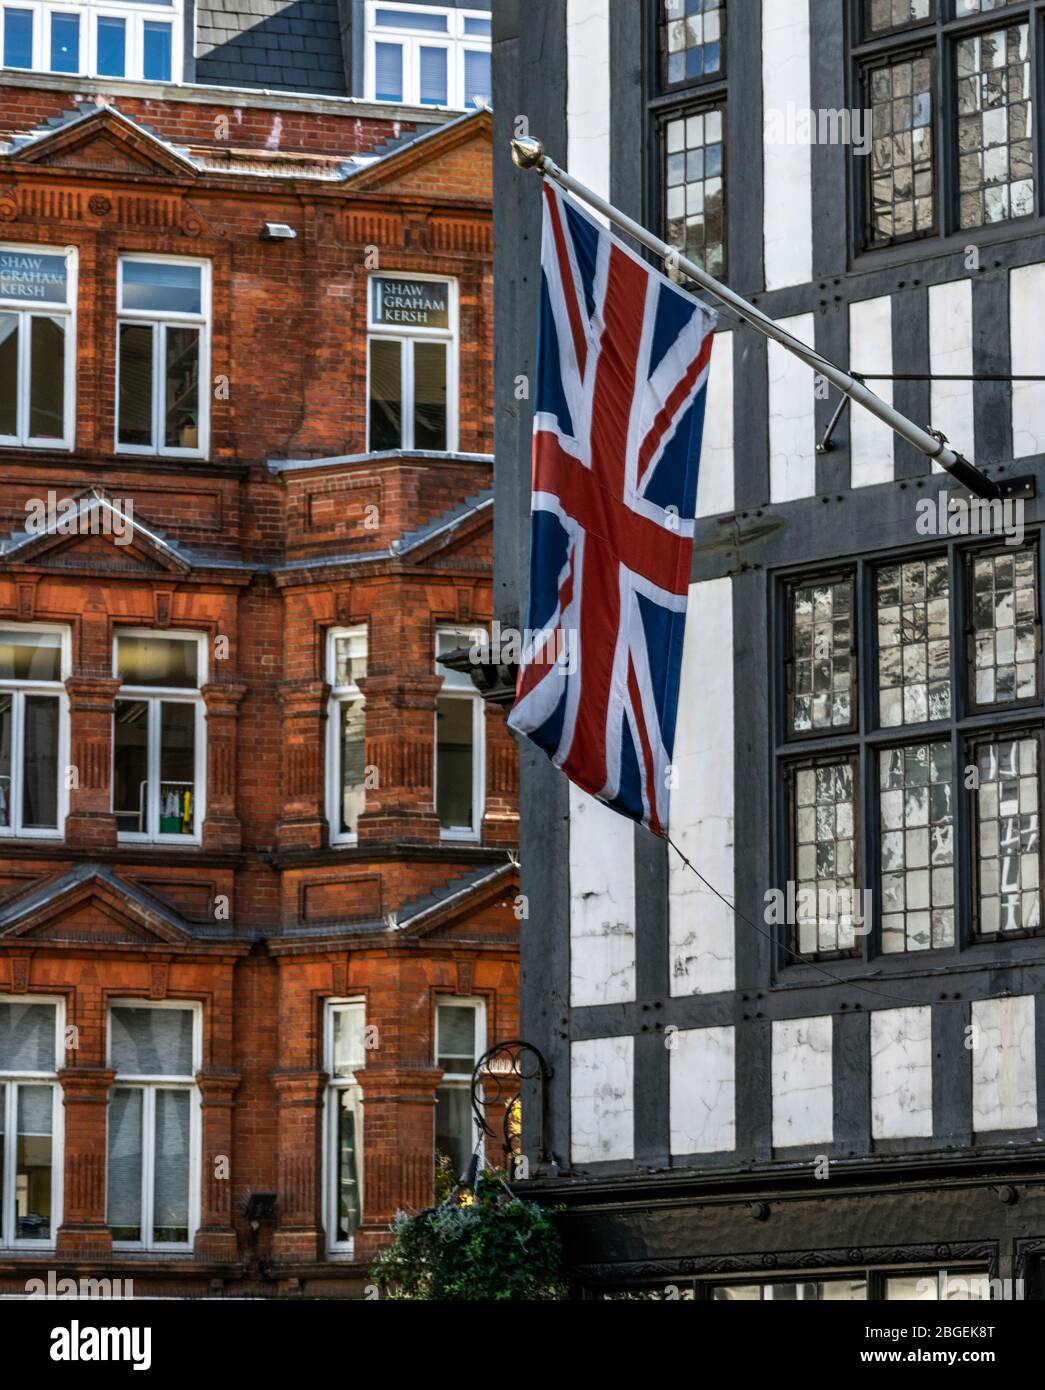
[107,1088,143,1231]
[111,1008,193,1076]
[16,1084,52,1135]
[152,1090,190,1236]
[0,1003,56,1071]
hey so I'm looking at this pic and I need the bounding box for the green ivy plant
[371,1175,567,1301]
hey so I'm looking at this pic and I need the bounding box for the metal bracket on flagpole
[511,135,1033,505]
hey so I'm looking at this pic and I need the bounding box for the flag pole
[511,135,1012,503]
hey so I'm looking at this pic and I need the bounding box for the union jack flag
[507,181,717,835]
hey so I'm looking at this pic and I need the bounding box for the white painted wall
[569,785,636,1006]
[772,1015,833,1147]
[697,331,734,518]
[565,0,610,208]
[669,577,735,995]
[929,280,975,471]
[850,296,895,489]
[762,0,813,291]
[571,1035,634,1163]
[562,0,638,1011]
[670,1024,736,1155]
[971,995,1037,1133]
[870,1006,933,1140]
[1011,263,1045,458]
[769,313,817,502]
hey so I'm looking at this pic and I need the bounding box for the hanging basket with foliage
[370,1173,567,1301]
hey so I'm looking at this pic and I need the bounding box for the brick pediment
[4,492,191,575]
[0,867,194,947]
[39,131,165,175]
[11,107,197,180]
[403,865,519,943]
[347,110,491,200]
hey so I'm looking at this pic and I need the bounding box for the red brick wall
[0,91,515,1296]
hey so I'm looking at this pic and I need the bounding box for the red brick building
[0,82,518,1297]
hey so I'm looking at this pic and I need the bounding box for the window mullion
[10,689,23,838]
[17,308,29,444]
[2,1082,12,1246]
[142,1085,155,1249]
[147,698,159,839]
[404,337,415,450]
[153,319,164,455]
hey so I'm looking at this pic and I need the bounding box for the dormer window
[365,3,490,109]
[1,1,180,82]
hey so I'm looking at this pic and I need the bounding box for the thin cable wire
[664,833,939,1007]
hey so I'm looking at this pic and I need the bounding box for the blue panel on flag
[508,181,717,835]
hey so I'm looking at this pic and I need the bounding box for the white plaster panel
[670,1024,736,1155]
[762,0,813,291]
[870,1006,933,1139]
[972,995,1037,1133]
[930,279,975,471]
[669,576,734,996]
[566,0,611,210]
[850,296,895,489]
[697,331,734,518]
[569,783,636,1006]
[769,313,817,502]
[571,1035,634,1163]
[1011,263,1045,458]
[772,1015,833,1147]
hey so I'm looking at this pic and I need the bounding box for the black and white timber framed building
[493,0,1045,1301]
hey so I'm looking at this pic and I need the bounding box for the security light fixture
[260,222,297,241]
[245,1192,277,1231]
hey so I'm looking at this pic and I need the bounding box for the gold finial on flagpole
[511,136,545,170]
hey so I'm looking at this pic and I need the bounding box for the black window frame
[648,0,730,283]
[848,0,1043,258]
[657,0,728,95]
[774,533,1045,968]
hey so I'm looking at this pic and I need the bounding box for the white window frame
[363,2,490,108]
[434,625,485,841]
[366,272,458,454]
[1,1,182,82]
[115,253,210,459]
[434,995,485,1175]
[325,625,368,847]
[111,628,206,845]
[105,999,201,1254]
[0,994,64,1250]
[323,998,366,1256]
[0,242,77,450]
[0,622,71,840]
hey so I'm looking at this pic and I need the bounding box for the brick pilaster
[56,1067,116,1259]
[201,683,246,852]
[194,1069,241,1262]
[358,674,443,844]
[276,681,329,851]
[63,676,120,851]
[270,1069,327,1262]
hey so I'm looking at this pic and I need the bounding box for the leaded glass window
[880,742,955,953]
[867,51,935,245]
[956,22,1033,229]
[973,733,1041,937]
[865,0,933,32]
[955,0,1020,15]
[970,548,1039,707]
[779,544,1045,962]
[788,577,855,735]
[663,107,726,278]
[661,0,725,88]
[792,759,859,957]
[877,557,951,727]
